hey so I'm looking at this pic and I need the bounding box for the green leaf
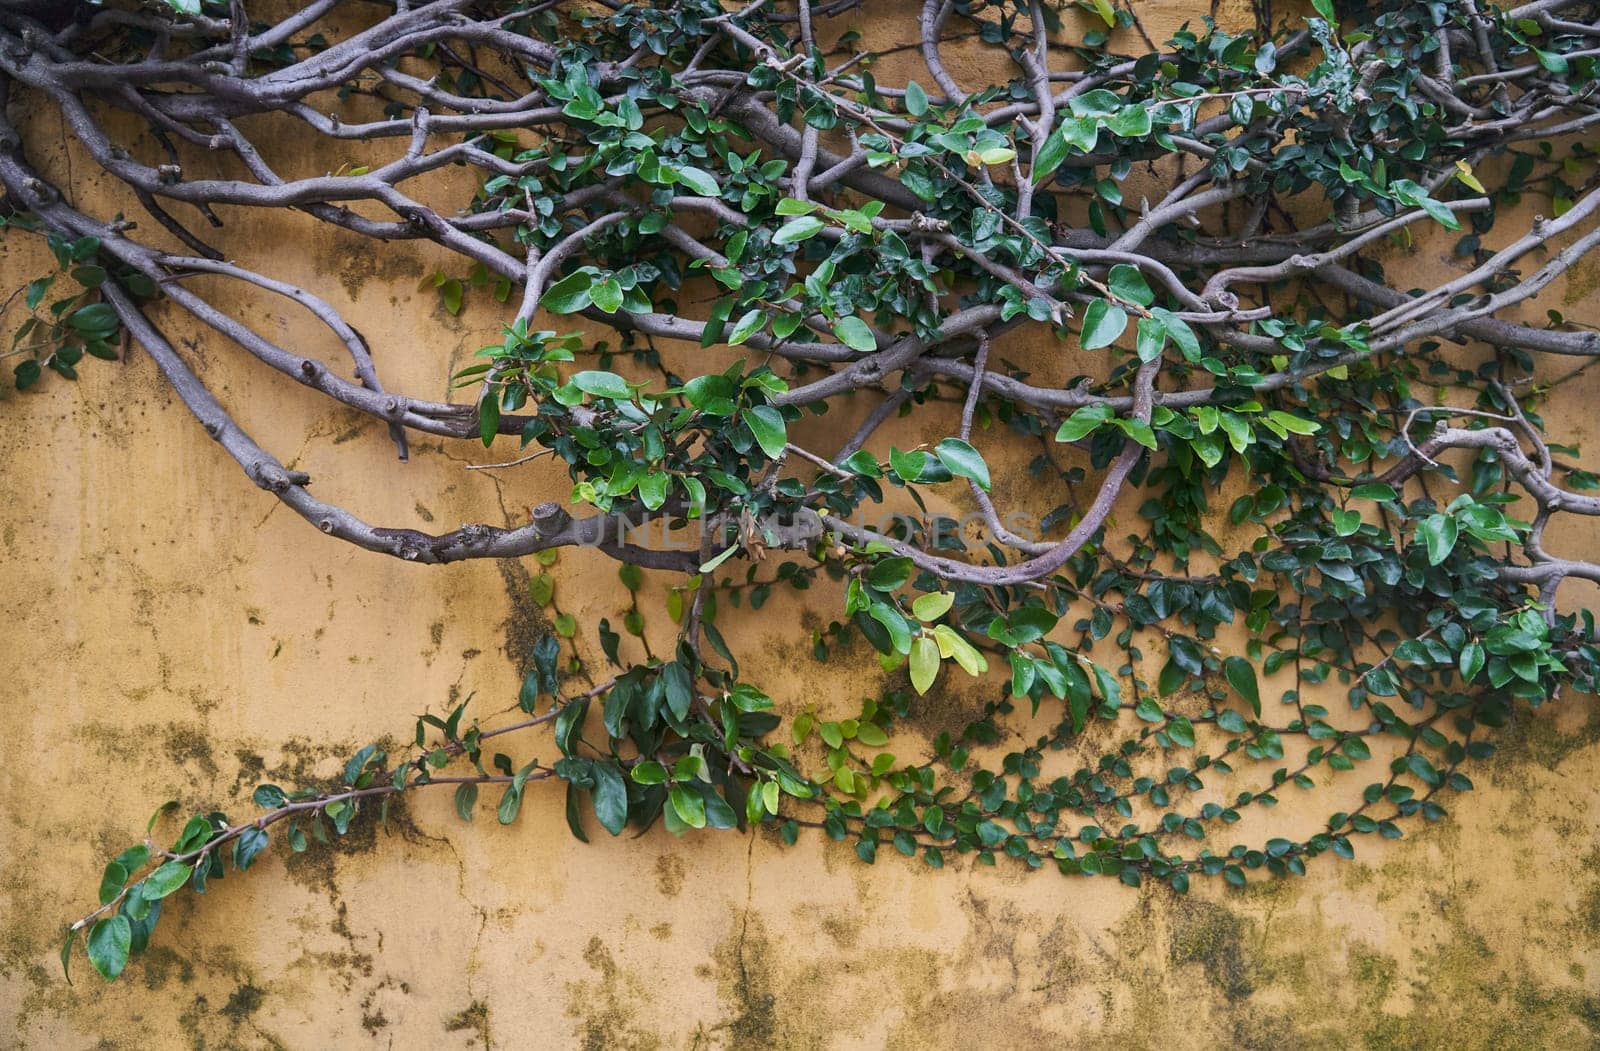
[727,308,766,345]
[14,359,41,390]
[1135,315,1167,362]
[909,635,940,695]
[570,370,632,400]
[1070,89,1122,118]
[632,761,668,785]
[699,544,739,574]
[1459,640,1485,683]
[905,81,928,116]
[832,316,877,352]
[933,624,987,676]
[67,303,119,337]
[1106,105,1152,138]
[592,761,629,836]
[1267,411,1320,435]
[934,437,990,491]
[1351,482,1398,502]
[143,861,192,900]
[478,390,500,446]
[1056,404,1113,443]
[540,271,593,313]
[1152,308,1200,360]
[674,166,721,196]
[1116,419,1158,450]
[1535,49,1569,74]
[1032,125,1070,184]
[1332,509,1362,536]
[497,784,524,824]
[1310,0,1336,22]
[662,661,693,722]
[1079,300,1127,350]
[681,374,736,414]
[455,783,477,822]
[855,723,889,747]
[743,405,787,459]
[773,216,825,245]
[669,785,707,828]
[1157,658,1186,697]
[60,930,74,985]
[233,827,268,871]
[888,446,928,483]
[911,591,955,622]
[99,862,128,906]
[1223,656,1262,718]
[1107,264,1154,307]
[87,916,132,982]
[1418,514,1458,565]
[529,574,554,606]
[590,278,623,314]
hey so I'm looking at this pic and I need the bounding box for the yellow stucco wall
[2,3,1599,1047]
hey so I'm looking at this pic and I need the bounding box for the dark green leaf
[1223,656,1262,718]
[87,916,131,982]
[933,437,990,491]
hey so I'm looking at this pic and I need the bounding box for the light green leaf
[1079,300,1127,350]
[674,166,721,196]
[773,216,825,245]
[1056,404,1113,443]
[933,624,987,676]
[669,785,707,828]
[570,370,632,400]
[909,635,940,695]
[1267,410,1320,435]
[832,316,877,352]
[912,591,955,622]
[699,544,739,574]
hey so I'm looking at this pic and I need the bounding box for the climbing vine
[4,0,1600,984]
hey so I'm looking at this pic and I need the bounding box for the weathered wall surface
[2,4,1599,1048]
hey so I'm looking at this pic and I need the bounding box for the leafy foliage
[9,0,1600,985]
